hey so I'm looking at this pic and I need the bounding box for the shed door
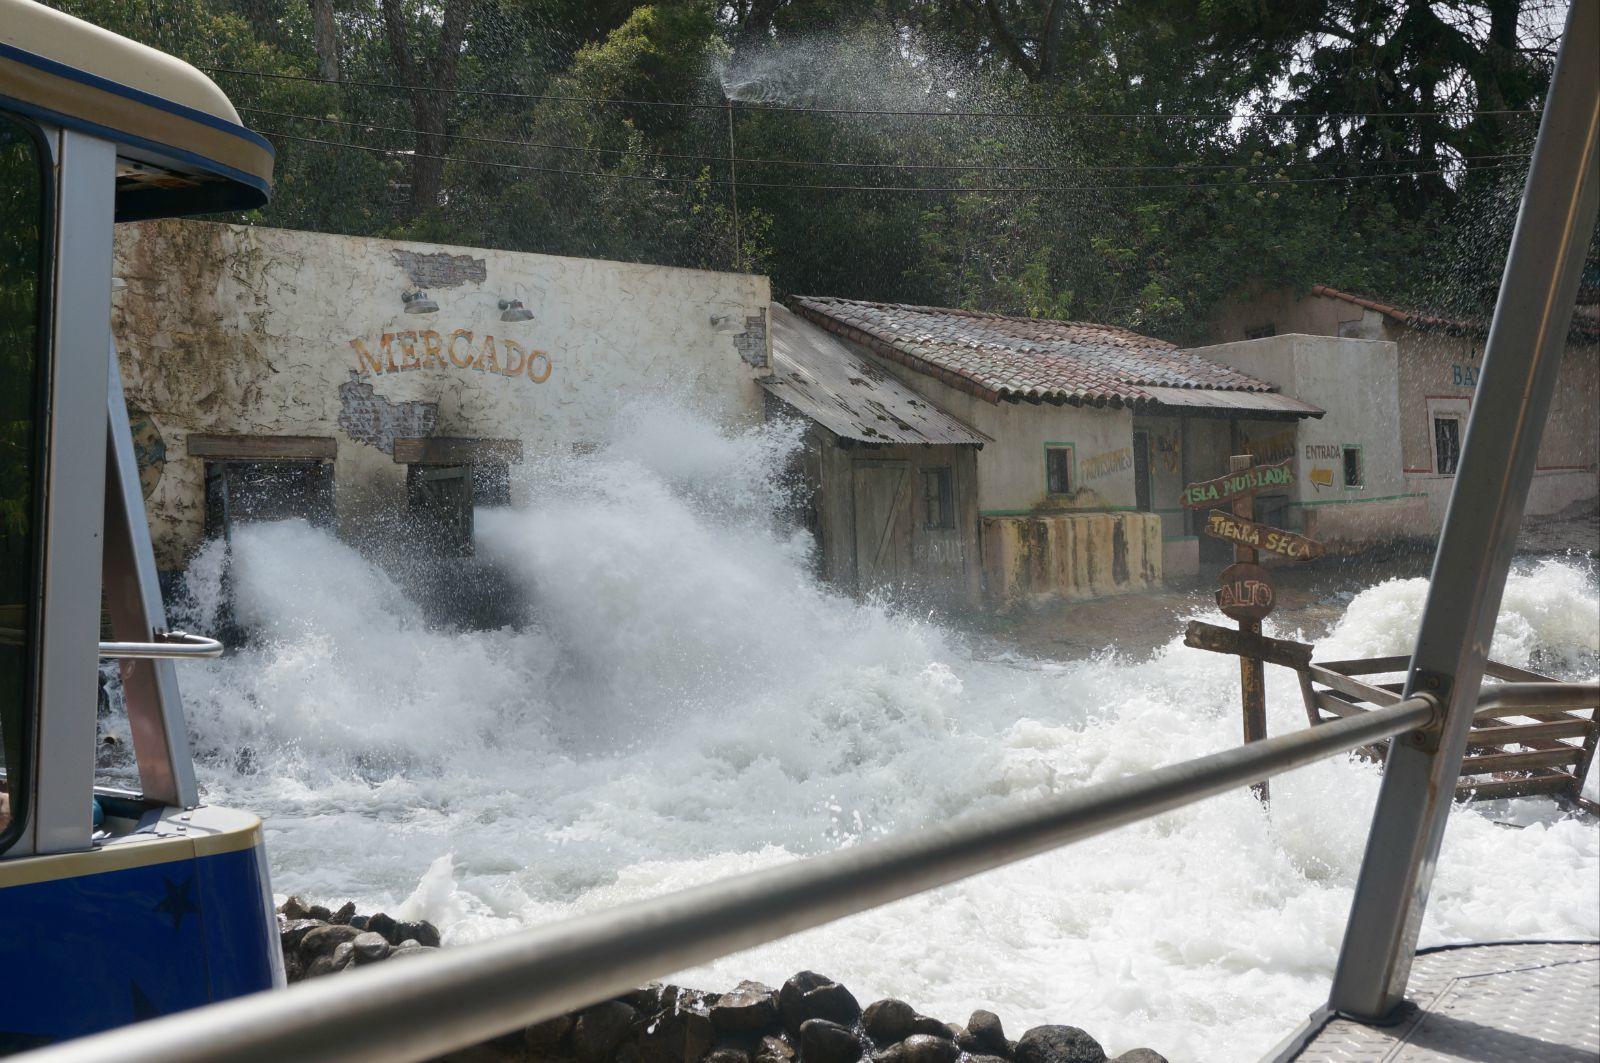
[852,460,912,595]
[407,464,474,556]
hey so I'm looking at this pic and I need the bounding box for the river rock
[781,973,861,1037]
[280,896,312,920]
[713,981,779,1032]
[395,919,442,948]
[283,951,304,983]
[966,1011,1007,1056]
[299,923,362,958]
[882,1034,959,1063]
[329,941,357,972]
[574,1002,640,1062]
[798,1019,862,1063]
[307,903,333,921]
[1110,1052,1167,1063]
[391,942,432,960]
[524,1015,573,1049]
[863,1000,916,1044]
[1015,1026,1106,1063]
[907,1017,951,1040]
[754,1035,795,1063]
[639,1003,714,1063]
[279,918,325,953]
[365,911,399,944]
[705,1050,750,1063]
[330,901,357,925]
[969,1056,1009,1063]
[304,953,338,979]
[350,930,392,964]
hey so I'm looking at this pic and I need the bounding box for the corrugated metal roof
[764,304,989,446]
[793,296,1282,407]
[1139,385,1324,417]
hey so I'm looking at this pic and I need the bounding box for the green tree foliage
[42,0,1582,340]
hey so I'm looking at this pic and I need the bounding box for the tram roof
[0,0,272,220]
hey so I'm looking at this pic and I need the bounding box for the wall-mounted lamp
[403,289,439,314]
[499,298,534,323]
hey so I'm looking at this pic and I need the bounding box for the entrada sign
[1204,511,1325,560]
[1216,562,1275,621]
[1181,459,1293,508]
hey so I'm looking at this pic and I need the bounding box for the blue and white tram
[0,0,281,1048]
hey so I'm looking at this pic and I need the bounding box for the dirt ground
[962,498,1599,663]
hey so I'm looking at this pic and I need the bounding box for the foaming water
[166,402,1599,1062]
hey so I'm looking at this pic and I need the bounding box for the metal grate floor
[1276,940,1600,1062]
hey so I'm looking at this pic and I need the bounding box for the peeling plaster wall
[980,512,1162,606]
[113,220,771,567]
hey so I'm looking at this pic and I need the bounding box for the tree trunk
[380,0,472,218]
[312,0,339,82]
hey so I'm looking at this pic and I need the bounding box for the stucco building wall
[1194,334,1426,548]
[1209,288,1599,531]
[112,220,772,567]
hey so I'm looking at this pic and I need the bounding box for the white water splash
[171,402,1599,1062]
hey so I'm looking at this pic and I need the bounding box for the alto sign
[1216,562,1275,621]
[1204,511,1325,560]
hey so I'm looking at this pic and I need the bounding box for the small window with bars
[1433,416,1462,475]
[922,467,954,530]
[1046,445,1075,495]
[1342,445,1364,488]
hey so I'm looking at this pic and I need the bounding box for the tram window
[0,114,48,852]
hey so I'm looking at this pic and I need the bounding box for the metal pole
[1328,0,1599,1020]
[1229,453,1269,802]
[22,697,1438,1063]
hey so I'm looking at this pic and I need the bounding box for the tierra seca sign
[349,328,553,382]
[1205,511,1325,560]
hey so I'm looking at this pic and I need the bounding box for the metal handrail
[97,630,223,660]
[22,694,1440,1063]
[1474,682,1599,716]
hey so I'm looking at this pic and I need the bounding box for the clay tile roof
[790,296,1278,407]
[1311,283,1600,341]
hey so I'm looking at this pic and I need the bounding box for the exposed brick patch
[392,250,487,289]
[734,309,769,368]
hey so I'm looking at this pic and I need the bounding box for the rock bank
[276,901,1167,1063]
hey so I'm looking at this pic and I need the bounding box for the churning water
[161,403,1597,1062]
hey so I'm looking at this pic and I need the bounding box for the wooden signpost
[1183,454,1325,802]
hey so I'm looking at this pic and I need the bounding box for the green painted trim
[1288,492,1425,508]
[979,505,1145,517]
[1153,506,1185,514]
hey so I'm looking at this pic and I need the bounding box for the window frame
[921,466,954,530]
[1432,414,1464,475]
[1044,443,1076,497]
[1341,444,1365,489]
[0,111,56,858]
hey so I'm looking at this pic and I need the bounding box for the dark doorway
[1133,431,1152,512]
[852,460,911,594]
[203,460,335,542]
[407,464,474,556]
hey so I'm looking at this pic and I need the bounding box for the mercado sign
[1216,562,1276,621]
[1181,459,1293,508]
[348,328,553,382]
[1204,511,1325,560]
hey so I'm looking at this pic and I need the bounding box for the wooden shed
[763,305,988,605]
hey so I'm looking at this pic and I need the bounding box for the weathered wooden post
[1228,454,1269,802]
[1182,453,1322,804]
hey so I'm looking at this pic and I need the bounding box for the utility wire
[258,129,1523,194]
[212,66,1540,122]
[239,107,1532,175]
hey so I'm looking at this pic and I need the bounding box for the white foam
[173,401,1600,1062]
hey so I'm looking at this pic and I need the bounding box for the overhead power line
[258,129,1523,194]
[211,66,1541,123]
[238,106,1531,175]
